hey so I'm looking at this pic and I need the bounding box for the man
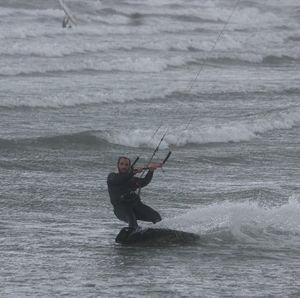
[107,156,162,231]
[62,15,71,28]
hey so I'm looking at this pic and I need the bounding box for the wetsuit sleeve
[136,170,154,188]
[107,172,134,186]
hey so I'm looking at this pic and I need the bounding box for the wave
[262,55,299,64]
[0,7,61,18]
[0,39,111,57]
[283,87,300,95]
[1,50,299,77]
[159,195,300,246]
[0,55,185,76]
[0,5,224,40]
[1,108,298,148]
[0,24,147,40]
[0,131,109,149]
[202,53,300,65]
[0,85,172,107]
[1,5,298,62]
[288,35,300,42]
[0,21,162,40]
[2,49,298,71]
[103,108,300,148]
[0,2,226,41]
[1,83,299,108]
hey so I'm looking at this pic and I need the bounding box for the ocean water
[1,0,300,297]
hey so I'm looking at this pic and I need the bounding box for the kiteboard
[58,0,77,26]
[115,227,200,245]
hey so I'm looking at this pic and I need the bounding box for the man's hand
[132,167,144,174]
[148,162,162,171]
[132,163,162,173]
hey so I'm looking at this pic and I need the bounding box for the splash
[159,195,300,245]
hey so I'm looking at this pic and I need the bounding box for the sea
[0,0,300,297]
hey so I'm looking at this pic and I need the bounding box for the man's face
[118,158,130,173]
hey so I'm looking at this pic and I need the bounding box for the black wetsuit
[107,170,161,229]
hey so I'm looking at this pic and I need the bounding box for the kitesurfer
[62,15,71,28]
[107,156,162,231]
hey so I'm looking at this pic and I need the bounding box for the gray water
[1,0,300,297]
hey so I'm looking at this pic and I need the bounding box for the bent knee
[153,213,162,224]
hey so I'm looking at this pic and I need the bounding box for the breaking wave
[160,194,300,247]
[1,107,298,149]
[104,109,300,148]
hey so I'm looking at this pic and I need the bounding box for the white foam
[104,108,300,148]
[104,128,167,149]
[160,194,300,243]
[0,85,172,108]
[166,109,300,146]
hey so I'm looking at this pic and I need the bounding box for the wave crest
[160,195,300,245]
[104,109,300,148]
[0,131,109,148]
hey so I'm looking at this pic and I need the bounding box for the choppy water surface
[1,0,300,297]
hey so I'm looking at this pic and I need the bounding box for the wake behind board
[115,227,200,245]
[58,0,77,25]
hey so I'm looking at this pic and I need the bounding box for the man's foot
[134,226,142,232]
[124,227,135,233]
[128,226,142,235]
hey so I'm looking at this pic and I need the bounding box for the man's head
[117,156,131,173]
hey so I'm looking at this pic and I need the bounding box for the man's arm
[137,170,154,188]
[135,162,162,188]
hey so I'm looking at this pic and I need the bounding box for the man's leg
[114,204,138,229]
[133,201,162,224]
